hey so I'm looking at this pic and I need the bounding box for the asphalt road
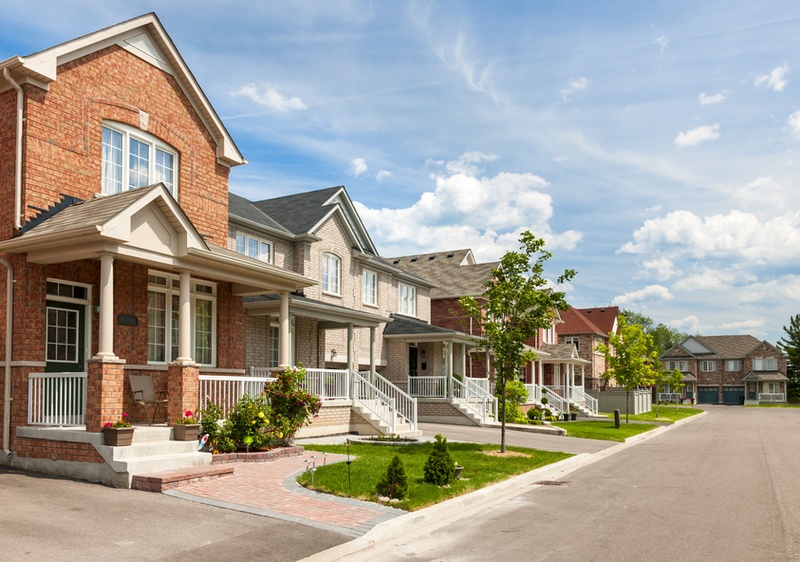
[330,406,800,561]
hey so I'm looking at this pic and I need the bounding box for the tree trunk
[625,389,630,423]
[500,378,507,453]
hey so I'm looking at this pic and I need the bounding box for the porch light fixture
[421,349,426,358]
[330,349,337,359]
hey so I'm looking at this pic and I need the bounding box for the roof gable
[389,250,498,298]
[0,12,243,167]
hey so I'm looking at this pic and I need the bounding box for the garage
[723,386,745,405]
[697,386,719,404]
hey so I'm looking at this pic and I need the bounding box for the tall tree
[778,314,800,399]
[596,314,660,422]
[620,308,693,356]
[458,231,576,453]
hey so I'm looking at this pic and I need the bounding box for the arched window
[102,122,178,196]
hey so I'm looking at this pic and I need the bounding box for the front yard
[298,440,571,511]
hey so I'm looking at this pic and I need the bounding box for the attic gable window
[102,122,178,197]
[398,282,416,316]
[322,253,341,295]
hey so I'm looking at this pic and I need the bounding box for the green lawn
[603,406,704,424]
[744,402,800,408]
[298,441,572,511]
[551,420,659,441]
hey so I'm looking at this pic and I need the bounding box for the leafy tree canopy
[620,309,694,356]
[778,314,800,382]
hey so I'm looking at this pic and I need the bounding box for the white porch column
[538,358,544,387]
[278,291,290,367]
[446,342,454,397]
[347,323,355,372]
[460,343,467,379]
[95,254,116,359]
[369,326,376,380]
[175,271,192,363]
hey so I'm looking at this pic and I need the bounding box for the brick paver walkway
[164,451,405,538]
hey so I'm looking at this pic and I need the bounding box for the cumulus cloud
[354,153,582,259]
[560,77,589,100]
[349,158,368,177]
[754,63,789,92]
[641,256,679,281]
[611,285,673,306]
[674,124,720,148]
[735,177,788,216]
[670,315,702,334]
[234,84,307,112]
[699,92,725,105]
[375,170,393,182]
[720,319,765,331]
[618,209,800,264]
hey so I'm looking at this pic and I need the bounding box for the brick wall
[12,438,104,463]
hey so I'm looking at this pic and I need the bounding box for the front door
[408,346,418,377]
[43,300,87,424]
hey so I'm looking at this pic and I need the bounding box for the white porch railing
[542,386,567,415]
[199,375,275,418]
[408,376,447,398]
[659,392,681,403]
[249,367,350,400]
[452,377,497,424]
[27,372,87,426]
[361,370,417,430]
[569,385,598,416]
[524,383,542,405]
[759,393,785,402]
[465,377,491,394]
[352,371,397,434]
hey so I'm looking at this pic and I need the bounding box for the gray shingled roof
[687,335,762,359]
[383,314,460,337]
[389,250,498,298]
[250,186,342,235]
[229,192,290,234]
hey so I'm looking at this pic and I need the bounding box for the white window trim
[102,121,179,197]
[700,360,716,372]
[397,282,416,316]
[362,269,378,307]
[322,253,341,296]
[147,271,216,366]
[235,232,272,263]
[565,336,580,351]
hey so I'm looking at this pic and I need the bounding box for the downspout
[3,68,23,231]
[0,257,13,458]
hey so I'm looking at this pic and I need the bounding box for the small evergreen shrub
[424,434,455,486]
[376,454,408,500]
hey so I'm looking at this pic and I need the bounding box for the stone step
[111,439,200,460]
[122,451,212,477]
[129,425,175,443]
[131,463,234,493]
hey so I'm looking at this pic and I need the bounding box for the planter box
[173,424,201,441]
[103,427,135,447]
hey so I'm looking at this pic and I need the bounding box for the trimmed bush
[424,434,455,486]
[376,454,408,500]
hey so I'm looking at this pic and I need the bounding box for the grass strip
[551,420,659,441]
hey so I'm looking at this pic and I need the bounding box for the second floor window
[363,270,377,306]
[235,233,272,263]
[700,360,716,372]
[322,253,341,295]
[398,282,416,316]
[102,123,178,196]
[668,361,688,371]
[753,357,777,371]
[725,360,742,371]
[565,336,580,351]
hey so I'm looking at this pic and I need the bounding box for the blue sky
[2,1,799,345]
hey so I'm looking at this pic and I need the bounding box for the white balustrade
[27,372,87,426]
[452,377,497,424]
[199,374,274,418]
[408,376,447,398]
[361,370,417,429]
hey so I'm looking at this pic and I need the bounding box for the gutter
[0,257,13,458]
[3,68,23,230]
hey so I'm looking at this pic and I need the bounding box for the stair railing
[352,371,397,434]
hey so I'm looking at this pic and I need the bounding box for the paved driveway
[312,406,800,561]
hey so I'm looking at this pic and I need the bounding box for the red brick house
[557,306,619,390]
[660,335,788,404]
[0,14,316,485]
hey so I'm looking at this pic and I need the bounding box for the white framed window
[235,233,272,263]
[565,336,580,351]
[363,270,377,306]
[147,272,216,366]
[668,361,688,371]
[322,253,341,295]
[102,122,178,196]
[753,357,777,371]
[725,360,742,371]
[269,324,280,368]
[700,360,716,372]
[398,282,416,316]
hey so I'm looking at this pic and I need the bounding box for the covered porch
[744,372,788,405]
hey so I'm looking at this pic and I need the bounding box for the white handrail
[569,385,599,416]
[758,393,785,402]
[302,368,349,400]
[541,386,566,416]
[452,377,497,424]
[407,376,447,397]
[27,372,87,426]
[199,374,274,418]
[352,371,396,434]
[361,370,417,429]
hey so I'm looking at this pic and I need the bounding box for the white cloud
[669,315,702,334]
[234,84,307,112]
[754,63,789,92]
[735,177,788,217]
[375,170,392,182]
[788,110,800,137]
[559,77,589,100]
[674,124,720,148]
[654,35,669,56]
[699,92,725,105]
[349,158,368,177]
[611,285,673,306]
[641,257,679,281]
[355,153,582,259]
[720,319,765,331]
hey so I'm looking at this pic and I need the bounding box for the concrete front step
[121,451,212,477]
[111,439,200,460]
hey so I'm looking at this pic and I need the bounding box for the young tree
[596,315,659,422]
[668,368,686,413]
[778,314,800,400]
[458,231,576,452]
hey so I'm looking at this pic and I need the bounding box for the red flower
[185,410,193,417]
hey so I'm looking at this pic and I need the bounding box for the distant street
[330,406,800,561]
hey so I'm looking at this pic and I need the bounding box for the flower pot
[562,413,570,421]
[570,413,577,421]
[103,427,135,447]
[173,424,201,441]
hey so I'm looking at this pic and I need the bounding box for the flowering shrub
[174,410,198,424]
[263,364,321,443]
[103,412,131,429]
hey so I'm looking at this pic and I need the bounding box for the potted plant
[570,407,578,421]
[173,410,201,441]
[103,413,134,446]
